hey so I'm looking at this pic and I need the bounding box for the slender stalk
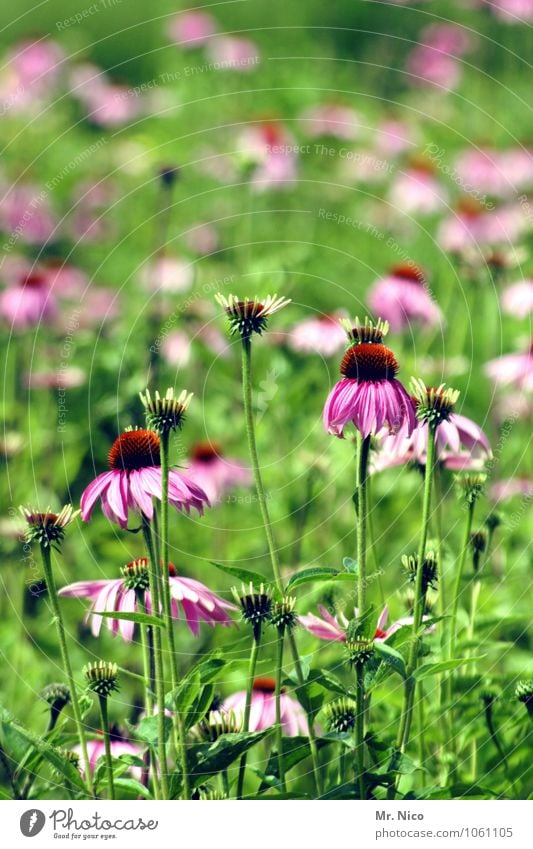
[236,631,261,799]
[241,337,283,593]
[141,517,169,799]
[394,423,437,769]
[40,545,93,796]
[355,665,366,799]
[98,696,115,800]
[275,630,287,794]
[449,500,475,663]
[287,630,323,796]
[159,431,190,799]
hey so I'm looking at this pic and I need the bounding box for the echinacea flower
[287,313,348,356]
[368,264,442,332]
[215,293,291,339]
[389,161,448,214]
[0,270,57,330]
[167,10,217,46]
[299,103,360,140]
[501,280,533,319]
[75,728,142,778]
[323,326,416,439]
[59,560,235,640]
[484,345,533,391]
[80,428,209,528]
[299,604,406,643]
[20,505,79,549]
[222,678,308,736]
[186,441,252,503]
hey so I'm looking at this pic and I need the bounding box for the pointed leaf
[374,641,408,679]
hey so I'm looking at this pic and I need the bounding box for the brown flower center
[108,430,160,471]
[391,263,426,284]
[191,441,222,463]
[26,512,59,526]
[340,343,399,381]
[253,677,282,694]
[22,272,47,289]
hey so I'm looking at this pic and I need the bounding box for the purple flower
[323,341,416,439]
[186,441,252,504]
[300,604,406,643]
[75,730,142,779]
[80,429,209,528]
[484,345,533,391]
[0,270,57,330]
[222,678,308,736]
[287,313,348,357]
[368,264,442,332]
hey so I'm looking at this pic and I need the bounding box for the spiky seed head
[40,683,71,714]
[84,661,119,698]
[121,558,150,592]
[139,387,193,435]
[410,378,460,426]
[215,293,291,340]
[270,595,298,632]
[20,505,79,549]
[193,709,242,742]
[323,698,357,733]
[345,636,375,667]
[402,550,439,593]
[231,582,273,630]
[515,680,533,715]
[455,473,487,504]
[340,315,389,346]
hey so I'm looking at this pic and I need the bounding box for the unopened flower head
[345,636,375,667]
[455,472,487,504]
[193,709,242,742]
[139,387,193,435]
[232,582,273,633]
[402,550,439,593]
[40,683,71,727]
[84,661,119,698]
[404,587,436,616]
[410,378,460,427]
[270,595,298,632]
[340,315,389,346]
[20,505,79,549]
[121,558,151,592]
[215,293,291,339]
[515,680,533,716]
[323,697,357,733]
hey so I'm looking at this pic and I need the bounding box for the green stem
[450,500,475,663]
[40,545,93,796]
[160,431,190,799]
[98,696,115,800]
[141,517,169,799]
[241,337,283,593]
[354,434,371,794]
[355,665,366,799]
[394,423,437,769]
[287,630,323,797]
[236,631,261,799]
[275,629,287,794]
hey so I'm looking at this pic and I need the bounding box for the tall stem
[159,431,190,799]
[40,545,93,796]
[236,630,261,799]
[98,696,115,800]
[354,434,371,796]
[394,423,437,766]
[449,500,475,662]
[275,630,287,794]
[287,630,323,796]
[241,337,283,593]
[141,517,169,799]
[355,665,366,799]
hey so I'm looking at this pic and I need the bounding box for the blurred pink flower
[70,63,142,127]
[167,11,217,46]
[375,119,414,157]
[161,330,192,368]
[488,0,533,21]
[300,604,408,643]
[438,199,526,253]
[81,429,209,528]
[141,256,194,294]
[27,366,86,390]
[455,148,533,199]
[0,185,57,245]
[40,260,88,298]
[287,313,347,356]
[0,270,57,330]
[222,678,308,736]
[237,122,297,191]
[69,180,118,243]
[406,47,461,90]
[368,263,442,332]
[485,345,533,390]
[206,36,260,71]
[501,280,533,318]
[299,103,360,140]
[186,441,252,503]
[185,223,220,255]
[389,164,448,215]
[8,38,64,92]
[324,343,416,439]
[76,732,142,779]
[490,478,533,502]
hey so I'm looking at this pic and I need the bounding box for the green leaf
[374,642,408,679]
[108,777,152,799]
[169,671,201,715]
[258,736,332,792]
[286,566,355,592]
[185,684,215,733]
[210,562,267,586]
[95,610,165,628]
[342,558,359,574]
[414,657,485,681]
[188,730,272,786]
[135,715,173,746]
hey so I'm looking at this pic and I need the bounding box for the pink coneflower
[299,103,360,140]
[501,280,533,318]
[375,119,414,157]
[167,11,217,46]
[372,411,492,473]
[484,345,533,390]
[141,256,194,294]
[186,441,252,503]
[490,478,533,502]
[206,36,260,71]
[39,260,88,298]
[222,678,308,736]
[368,263,442,332]
[287,313,347,356]
[323,337,416,439]
[389,162,448,215]
[70,64,142,128]
[80,428,209,528]
[0,184,58,245]
[421,23,472,56]
[487,0,533,21]
[27,366,86,390]
[300,604,406,644]
[8,38,64,92]
[237,122,297,191]
[160,330,192,369]
[453,148,533,199]
[59,560,235,639]
[76,729,142,778]
[406,46,461,90]
[0,270,57,330]
[438,198,526,254]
